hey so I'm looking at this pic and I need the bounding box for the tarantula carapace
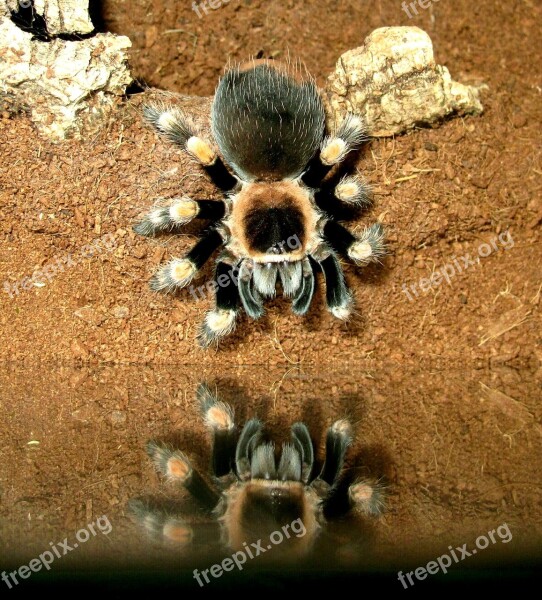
[129,385,384,560]
[134,59,385,346]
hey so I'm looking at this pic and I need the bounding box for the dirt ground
[0,0,541,586]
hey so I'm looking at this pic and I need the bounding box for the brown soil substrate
[0,0,541,585]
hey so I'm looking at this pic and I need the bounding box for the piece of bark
[0,18,484,142]
[0,13,132,139]
[3,0,93,35]
[325,26,484,137]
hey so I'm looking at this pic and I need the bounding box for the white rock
[0,12,132,139]
[325,26,484,137]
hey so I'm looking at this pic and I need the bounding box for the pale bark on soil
[0,0,131,139]
[325,27,484,136]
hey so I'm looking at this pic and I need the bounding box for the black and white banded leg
[313,247,353,320]
[143,105,237,191]
[150,228,224,293]
[237,260,265,320]
[291,422,315,482]
[347,479,385,516]
[129,498,221,546]
[291,257,316,316]
[333,175,371,205]
[133,198,226,237]
[146,441,220,512]
[323,221,386,266]
[320,114,368,166]
[197,383,237,476]
[235,418,264,480]
[303,419,352,518]
[302,113,368,187]
[319,419,353,486]
[198,257,241,348]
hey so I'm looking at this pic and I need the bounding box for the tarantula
[129,384,384,561]
[134,59,385,346]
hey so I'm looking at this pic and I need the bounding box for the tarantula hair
[134,59,386,347]
[129,384,384,557]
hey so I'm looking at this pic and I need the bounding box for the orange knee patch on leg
[206,405,233,430]
[171,260,196,283]
[158,110,180,131]
[350,483,373,503]
[206,309,236,333]
[163,522,193,545]
[167,456,191,480]
[186,136,216,165]
[170,199,198,222]
[336,181,359,200]
[330,419,352,437]
[321,138,347,165]
[349,241,373,263]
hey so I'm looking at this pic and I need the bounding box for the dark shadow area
[6,561,540,594]
[9,1,50,41]
[125,80,148,96]
[88,0,106,33]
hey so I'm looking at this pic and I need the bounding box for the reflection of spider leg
[146,441,219,511]
[198,384,237,477]
[348,479,386,516]
[235,419,264,480]
[291,422,315,482]
[318,419,353,486]
[129,498,221,546]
